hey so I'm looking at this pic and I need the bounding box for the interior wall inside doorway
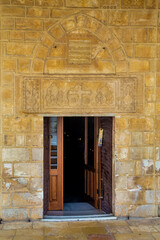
[64,117,85,203]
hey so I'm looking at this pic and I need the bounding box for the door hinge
[97,189,99,194]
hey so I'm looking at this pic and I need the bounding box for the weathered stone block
[3,134,15,146]
[18,58,31,73]
[121,0,144,8]
[129,190,145,204]
[45,59,65,73]
[156,132,160,144]
[0,0,10,3]
[49,24,65,39]
[116,176,127,189]
[10,31,24,41]
[25,31,42,41]
[147,28,156,42]
[142,147,154,159]
[34,45,49,59]
[3,59,16,71]
[7,43,34,56]
[135,161,141,176]
[142,159,154,175]
[143,132,154,145]
[26,134,43,147]
[145,103,155,115]
[134,28,147,42]
[130,11,157,26]
[155,161,160,174]
[0,30,10,42]
[115,61,128,73]
[29,208,43,219]
[52,9,77,18]
[132,132,142,145]
[115,131,131,145]
[129,205,155,217]
[16,18,43,30]
[26,7,49,17]
[1,6,25,16]
[14,163,42,177]
[3,163,12,178]
[32,59,44,73]
[127,176,154,190]
[66,0,99,8]
[2,148,30,162]
[32,148,43,161]
[130,147,142,160]
[129,60,149,72]
[115,205,129,217]
[156,103,160,115]
[15,117,31,133]
[117,147,129,161]
[1,18,15,30]
[30,178,42,191]
[108,11,129,25]
[1,194,10,207]
[115,191,129,204]
[146,73,156,86]
[146,87,155,102]
[62,18,76,32]
[122,29,133,43]
[12,0,34,5]
[116,161,135,175]
[49,44,67,58]
[2,178,29,192]
[145,190,154,203]
[35,0,63,7]
[2,87,13,102]
[115,118,128,130]
[12,192,42,206]
[2,208,28,220]
[129,118,154,131]
[32,117,43,133]
[16,135,25,147]
[135,45,156,58]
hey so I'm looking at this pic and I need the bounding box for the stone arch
[31,13,128,74]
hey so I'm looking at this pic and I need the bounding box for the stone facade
[0,0,160,220]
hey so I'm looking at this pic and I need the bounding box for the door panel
[49,117,63,211]
[100,117,112,213]
[43,117,50,215]
[84,117,101,209]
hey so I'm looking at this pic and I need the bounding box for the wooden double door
[44,117,112,213]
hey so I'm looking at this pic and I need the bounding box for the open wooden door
[84,117,101,209]
[48,117,63,211]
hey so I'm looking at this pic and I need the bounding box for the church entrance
[43,117,113,216]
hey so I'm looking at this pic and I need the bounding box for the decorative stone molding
[17,75,143,115]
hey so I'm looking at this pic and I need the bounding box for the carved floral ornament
[18,75,143,115]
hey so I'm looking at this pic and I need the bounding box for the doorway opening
[43,117,113,217]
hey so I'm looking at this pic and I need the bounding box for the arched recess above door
[31,13,128,74]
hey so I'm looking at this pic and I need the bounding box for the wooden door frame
[48,117,63,211]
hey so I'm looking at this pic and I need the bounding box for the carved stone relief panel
[18,75,143,115]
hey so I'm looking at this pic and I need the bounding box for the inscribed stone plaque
[68,40,91,64]
[20,75,143,114]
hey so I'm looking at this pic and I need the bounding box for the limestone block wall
[0,0,159,220]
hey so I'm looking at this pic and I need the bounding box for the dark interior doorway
[43,116,113,216]
[64,117,85,203]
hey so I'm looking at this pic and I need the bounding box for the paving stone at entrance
[87,234,115,240]
[114,233,155,240]
[0,219,160,239]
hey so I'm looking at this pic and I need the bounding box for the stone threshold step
[42,214,117,222]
